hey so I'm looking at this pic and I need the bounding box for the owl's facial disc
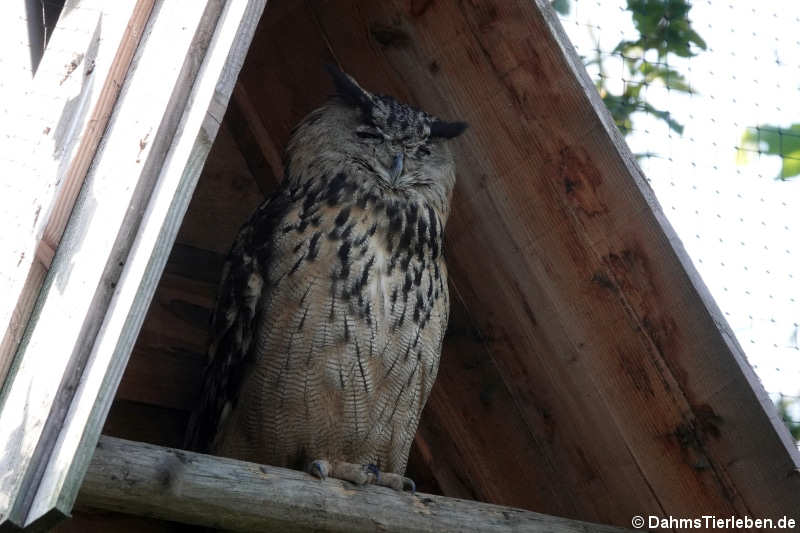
[324,64,468,201]
[349,95,465,189]
[353,122,421,188]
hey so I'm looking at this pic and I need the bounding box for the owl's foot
[307,459,414,492]
[308,459,330,480]
[374,470,416,493]
[307,459,379,485]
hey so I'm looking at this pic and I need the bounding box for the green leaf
[640,102,684,134]
[687,29,707,50]
[638,62,692,92]
[622,0,706,58]
[776,396,800,441]
[592,0,704,138]
[739,124,800,179]
[742,125,800,157]
[781,155,800,180]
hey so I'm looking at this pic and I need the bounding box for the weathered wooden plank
[452,0,800,518]
[0,0,152,387]
[20,0,269,529]
[76,436,632,533]
[0,0,266,528]
[0,1,152,528]
[0,1,36,87]
[87,402,193,533]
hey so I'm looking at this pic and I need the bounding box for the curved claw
[365,463,381,483]
[309,459,329,480]
[403,477,416,493]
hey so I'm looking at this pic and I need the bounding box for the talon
[403,477,416,493]
[366,463,381,483]
[310,459,328,480]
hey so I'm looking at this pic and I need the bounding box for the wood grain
[77,436,633,533]
[0,0,267,529]
[27,1,269,529]
[0,0,153,387]
[0,1,151,528]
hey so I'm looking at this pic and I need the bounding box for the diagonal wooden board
[0,0,267,529]
[0,0,153,388]
[0,0,153,525]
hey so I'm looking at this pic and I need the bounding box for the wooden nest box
[1,0,798,531]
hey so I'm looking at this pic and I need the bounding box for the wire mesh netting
[555,0,800,444]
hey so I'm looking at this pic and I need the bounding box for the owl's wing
[184,188,292,452]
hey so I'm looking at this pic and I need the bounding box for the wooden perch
[77,436,632,533]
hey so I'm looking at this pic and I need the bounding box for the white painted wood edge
[0,0,214,528]
[0,0,130,383]
[25,0,267,528]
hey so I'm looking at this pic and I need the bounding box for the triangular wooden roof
[1,0,798,530]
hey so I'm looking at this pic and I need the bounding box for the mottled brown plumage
[185,66,466,490]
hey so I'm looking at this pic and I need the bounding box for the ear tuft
[430,120,468,139]
[325,63,373,115]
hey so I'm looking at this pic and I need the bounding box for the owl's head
[286,65,466,219]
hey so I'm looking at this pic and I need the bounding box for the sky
[557,1,800,418]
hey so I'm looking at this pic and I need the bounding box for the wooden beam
[0,0,267,529]
[227,82,283,194]
[76,436,632,533]
[0,0,153,387]
[0,1,217,524]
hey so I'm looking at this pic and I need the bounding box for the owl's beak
[390,153,404,185]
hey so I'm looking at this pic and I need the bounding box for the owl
[185,65,466,492]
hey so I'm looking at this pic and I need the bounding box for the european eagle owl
[186,65,466,491]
